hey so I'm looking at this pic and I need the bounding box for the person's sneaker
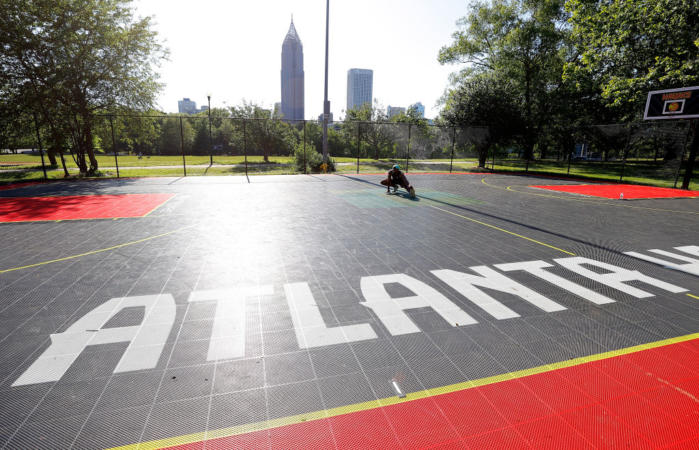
[393,186,398,193]
[409,186,416,198]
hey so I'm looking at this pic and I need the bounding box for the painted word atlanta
[13,245,699,387]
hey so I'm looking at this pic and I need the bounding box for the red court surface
[532,183,699,199]
[161,336,699,450]
[0,193,174,222]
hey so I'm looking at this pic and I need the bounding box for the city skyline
[134,0,464,120]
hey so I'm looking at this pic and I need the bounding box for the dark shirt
[388,169,408,186]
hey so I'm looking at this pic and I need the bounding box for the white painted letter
[360,273,477,335]
[625,245,699,277]
[188,286,272,361]
[554,257,687,298]
[432,266,566,319]
[284,282,377,348]
[13,294,176,386]
[494,260,615,305]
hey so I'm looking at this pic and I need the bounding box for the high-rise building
[280,19,304,121]
[347,69,373,111]
[409,102,425,118]
[387,106,406,119]
[178,98,197,114]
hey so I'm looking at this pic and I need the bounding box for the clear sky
[133,0,470,119]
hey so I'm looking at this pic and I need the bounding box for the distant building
[347,69,373,111]
[317,112,334,123]
[409,102,425,118]
[273,102,282,118]
[281,19,304,121]
[178,98,197,114]
[387,106,406,119]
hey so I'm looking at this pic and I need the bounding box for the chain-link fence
[1,114,696,189]
[489,121,695,189]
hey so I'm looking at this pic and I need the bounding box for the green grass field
[1,152,695,190]
[490,159,698,190]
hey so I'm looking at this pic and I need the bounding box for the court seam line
[0,224,195,274]
[426,204,576,256]
[108,332,699,450]
[480,177,699,215]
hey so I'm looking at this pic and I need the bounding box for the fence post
[357,122,361,173]
[32,113,48,180]
[449,126,456,173]
[567,147,572,175]
[109,115,120,178]
[674,121,692,188]
[619,125,632,182]
[406,123,411,173]
[243,119,248,177]
[179,116,186,177]
[303,120,307,174]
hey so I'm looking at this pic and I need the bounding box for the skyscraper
[387,106,406,119]
[178,98,197,114]
[281,18,304,121]
[409,102,425,118]
[347,69,373,111]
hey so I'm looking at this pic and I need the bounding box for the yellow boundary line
[142,194,176,217]
[427,204,575,256]
[0,224,194,274]
[687,293,699,300]
[480,177,699,215]
[110,332,699,449]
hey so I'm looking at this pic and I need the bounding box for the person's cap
[393,164,400,170]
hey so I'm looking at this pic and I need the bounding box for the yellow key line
[426,204,575,256]
[0,224,195,274]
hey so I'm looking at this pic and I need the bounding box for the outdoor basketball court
[0,172,698,449]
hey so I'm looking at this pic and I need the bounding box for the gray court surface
[0,173,698,449]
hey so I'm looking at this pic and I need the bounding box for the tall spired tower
[281,18,304,121]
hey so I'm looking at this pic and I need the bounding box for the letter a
[361,274,477,336]
[13,294,176,386]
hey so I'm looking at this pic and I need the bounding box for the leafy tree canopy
[0,0,167,173]
[565,0,699,120]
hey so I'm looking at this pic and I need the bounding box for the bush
[294,144,335,173]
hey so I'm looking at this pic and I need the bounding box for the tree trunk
[478,145,488,168]
[84,122,98,173]
[59,151,69,177]
[47,148,58,165]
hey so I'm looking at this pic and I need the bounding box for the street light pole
[207,94,213,166]
[321,0,330,163]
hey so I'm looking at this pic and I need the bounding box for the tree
[230,102,296,161]
[441,76,524,166]
[439,0,570,159]
[565,0,699,121]
[0,0,166,174]
[344,102,398,159]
